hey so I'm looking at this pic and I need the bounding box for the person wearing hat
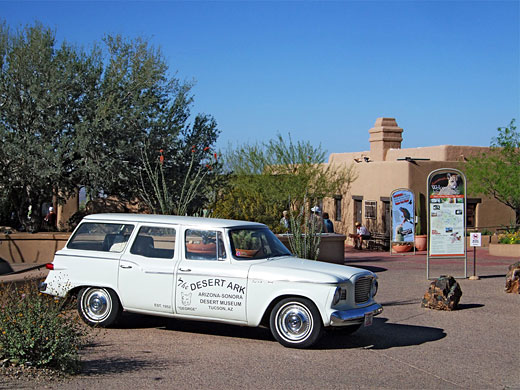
[44,206,57,229]
[353,221,370,249]
[309,206,324,232]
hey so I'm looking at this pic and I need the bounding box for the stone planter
[489,244,520,258]
[276,233,346,264]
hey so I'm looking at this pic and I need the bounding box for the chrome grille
[355,276,372,304]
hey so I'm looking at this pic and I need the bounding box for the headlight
[371,279,379,298]
[332,286,341,306]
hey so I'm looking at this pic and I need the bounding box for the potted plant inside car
[232,230,261,258]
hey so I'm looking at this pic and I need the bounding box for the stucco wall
[323,119,515,240]
[0,233,70,264]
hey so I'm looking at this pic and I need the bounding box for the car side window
[130,226,176,259]
[185,230,226,261]
[67,223,134,252]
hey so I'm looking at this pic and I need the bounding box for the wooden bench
[366,233,390,251]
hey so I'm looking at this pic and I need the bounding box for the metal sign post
[469,232,481,280]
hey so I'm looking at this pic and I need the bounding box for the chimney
[369,117,403,161]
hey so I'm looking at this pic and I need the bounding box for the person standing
[280,210,290,232]
[309,206,324,233]
[323,212,334,233]
[44,206,57,230]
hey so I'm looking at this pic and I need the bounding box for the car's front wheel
[77,287,121,327]
[269,297,323,348]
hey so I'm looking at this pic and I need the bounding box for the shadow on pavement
[163,319,273,341]
[479,274,506,279]
[317,317,446,350]
[80,356,175,376]
[0,258,13,275]
[350,265,387,273]
[114,313,274,341]
[456,303,485,310]
[381,298,421,307]
[115,312,170,329]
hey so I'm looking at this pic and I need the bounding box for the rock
[421,275,462,311]
[505,261,520,294]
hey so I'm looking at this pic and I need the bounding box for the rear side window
[67,223,134,252]
[130,226,176,259]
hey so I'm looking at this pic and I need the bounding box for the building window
[365,201,377,220]
[334,196,342,221]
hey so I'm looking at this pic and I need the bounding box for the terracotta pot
[415,235,427,251]
[392,244,412,253]
[186,243,216,254]
[235,249,259,258]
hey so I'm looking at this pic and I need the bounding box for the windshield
[229,227,292,260]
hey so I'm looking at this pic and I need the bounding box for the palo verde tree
[0,22,222,228]
[0,22,101,227]
[465,119,520,225]
[76,34,221,215]
[214,134,357,232]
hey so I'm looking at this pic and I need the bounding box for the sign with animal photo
[427,169,466,257]
[391,189,415,243]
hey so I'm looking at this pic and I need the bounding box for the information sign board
[391,189,415,243]
[427,169,466,257]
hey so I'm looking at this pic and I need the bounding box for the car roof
[83,213,266,229]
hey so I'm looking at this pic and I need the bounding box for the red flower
[203,147,210,152]
[214,153,218,161]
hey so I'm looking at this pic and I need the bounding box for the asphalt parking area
[1,248,519,390]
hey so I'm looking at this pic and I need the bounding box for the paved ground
[1,247,519,389]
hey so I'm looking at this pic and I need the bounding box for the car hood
[248,256,373,284]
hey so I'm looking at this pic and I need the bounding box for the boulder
[505,261,520,294]
[421,275,462,311]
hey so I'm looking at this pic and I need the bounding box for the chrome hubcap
[276,303,313,342]
[83,288,111,322]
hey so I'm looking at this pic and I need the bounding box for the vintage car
[41,213,382,348]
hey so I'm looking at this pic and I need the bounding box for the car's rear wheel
[269,297,323,348]
[77,287,121,327]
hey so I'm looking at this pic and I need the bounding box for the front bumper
[329,303,383,326]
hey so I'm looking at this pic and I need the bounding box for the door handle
[179,268,191,272]
[120,265,132,269]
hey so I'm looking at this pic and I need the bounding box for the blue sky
[2,1,519,156]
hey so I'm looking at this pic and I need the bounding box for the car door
[118,224,178,313]
[175,227,250,322]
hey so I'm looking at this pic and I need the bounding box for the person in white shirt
[352,221,370,250]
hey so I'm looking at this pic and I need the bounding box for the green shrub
[0,280,90,373]
[498,231,520,244]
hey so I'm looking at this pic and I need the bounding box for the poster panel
[428,169,466,257]
[391,189,415,243]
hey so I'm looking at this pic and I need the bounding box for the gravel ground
[1,248,519,389]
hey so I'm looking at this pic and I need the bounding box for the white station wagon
[41,214,382,348]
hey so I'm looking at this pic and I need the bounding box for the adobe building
[322,117,515,240]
